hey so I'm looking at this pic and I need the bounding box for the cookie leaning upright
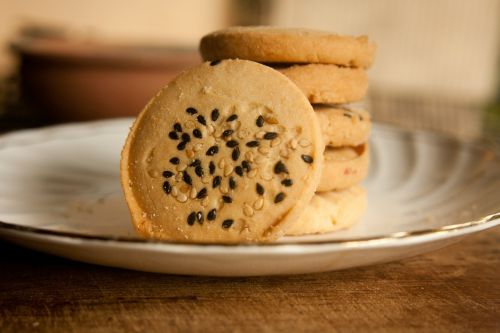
[121,59,323,243]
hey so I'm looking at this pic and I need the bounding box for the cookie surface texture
[275,64,368,104]
[286,186,366,236]
[199,26,376,68]
[121,59,323,243]
[315,106,371,147]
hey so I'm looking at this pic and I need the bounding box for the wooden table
[0,227,498,332]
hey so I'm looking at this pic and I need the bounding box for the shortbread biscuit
[318,144,369,192]
[275,64,368,104]
[286,186,366,236]
[315,106,371,147]
[121,59,324,243]
[200,26,376,68]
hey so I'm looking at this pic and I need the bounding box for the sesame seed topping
[170,157,180,165]
[241,160,251,172]
[222,129,234,137]
[222,219,233,229]
[162,171,174,178]
[189,159,201,167]
[232,147,240,161]
[186,107,197,115]
[207,208,217,221]
[162,181,172,194]
[196,211,204,224]
[264,132,278,140]
[235,166,243,176]
[226,114,238,122]
[169,131,179,140]
[246,140,259,147]
[209,161,215,175]
[226,140,239,148]
[229,177,236,189]
[174,123,182,132]
[181,133,190,142]
[206,145,219,156]
[195,165,204,177]
[301,155,314,164]
[210,60,221,66]
[182,171,192,185]
[212,176,221,188]
[343,112,352,118]
[187,212,196,225]
[274,161,289,174]
[222,195,233,203]
[196,188,207,199]
[193,129,202,138]
[256,183,264,195]
[256,115,264,127]
[177,141,187,150]
[274,192,286,203]
[211,109,220,121]
[197,115,207,126]
[281,179,293,187]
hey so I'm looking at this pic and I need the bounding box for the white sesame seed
[290,139,298,150]
[189,187,197,199]
[176,193,188,203]
[186,149,195,159]
[177,163,187,172]
[256,131,266,139]
[247,169,258,178]
[253,198,264,210]
[270,137,281,147]
[201,176,211,184]
[193,143,203,152]
[171,186,178,196]
[298,138,311,147]
[260,173,273,181]
[224,164,234,176]
[243,203,254,217]
[258,146,270,155]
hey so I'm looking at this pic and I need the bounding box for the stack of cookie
[200,27,376,235]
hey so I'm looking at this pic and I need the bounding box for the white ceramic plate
[0,119,498,276]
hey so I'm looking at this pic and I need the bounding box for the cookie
[318,144,369,192]
[274,64,368,104]
[286,186,366,236]
[121,59,324,243]
[200,26,376,68]
[315,106,371,147]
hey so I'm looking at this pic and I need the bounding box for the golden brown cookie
[318,144,369,192]
[286,186,366,236]
[315,106,371,147]
[274,64,368,104]
[200,26,376,68]
[121,59,324,243]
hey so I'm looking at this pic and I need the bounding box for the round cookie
[318,144,369,192]
[286,186,366,236]
[200,26,376,68]
[315,106,371,147]
[274,64,368,104]
[121,59,324,243]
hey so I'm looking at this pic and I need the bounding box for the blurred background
[0,0,499,140]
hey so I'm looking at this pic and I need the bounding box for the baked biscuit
[318,144,369,192]
[200,26,376,68]
[315,106,371,147]
[121,59,324,243]
[275,64,368,104]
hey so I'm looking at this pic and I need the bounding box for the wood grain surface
[0,228,498,333]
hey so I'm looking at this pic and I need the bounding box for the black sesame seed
[177,141,187,150]
[211,109,220,121]
[207,208,217,221]
[183,171,192,185]
[169,131,179,140]
[256,183,264,195]
[274,160,289,174]
[181,133,190,142]
[174,123,182,132]
[193,128,202,138]
[359,114,364,121]
[186,107,198,115]
[232,147,240,161]
[189,159,201,167]
[343,112,352,118]
[196,188,207,199]
[222,219,234,229]
[210,59,221,66]
[209,161,215,175]
[212,175,221,188]
[229,177,236,189]
[222,195,233,203]
[246,140,259,147]
[235,166,243,176]
[274,192,286,203]
[264,132,278,140]
[170,157,180,165]
[256,115,264,127]
[197,115,207,126]
[162,181,172,194]
[222,129,234,137]
[195,165,204,177]
[226,114,238,122]
[301,154,314,164]
[206,145,219,156]
[241,160,251,172]
[226,140,239,148]
[187,212,196,225]
[162,170,174,178]
[281,179,293,187]
[196,211,204,224]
